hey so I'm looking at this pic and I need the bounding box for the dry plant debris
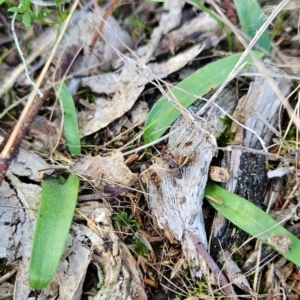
[1,0,300,299]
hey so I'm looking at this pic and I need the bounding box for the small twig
[190,234,238,300]
[253,242,262,296]
[77,194,104,202]
[218,146,280,160]
[11,3,43,97]
[0,267,17,284]
[87,0,120,57]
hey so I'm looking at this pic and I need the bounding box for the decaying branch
[210,65,291,256]
[75,206,147,300]
[143,87,238,277]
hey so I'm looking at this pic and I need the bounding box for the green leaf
[37,8,51,20]
[15,14,23,21]
[22,0,31,8]
[56,82,81,155]
[144,52,263,144]
[0,0,7,4]
[234,0,271,53]
[29,174,79,290]
[8,7,26,13]
[205,182,300,266]
[22,12,32,29]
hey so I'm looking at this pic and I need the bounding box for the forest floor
[1,0,300,299]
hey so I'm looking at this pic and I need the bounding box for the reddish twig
[223,0,237,25]
[190,234,238,299]
[87,0,120,57]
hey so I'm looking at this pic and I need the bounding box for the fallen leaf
[71,151,136,187]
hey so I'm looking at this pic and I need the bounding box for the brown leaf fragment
[280,262,294,280]
[223,0,238,25]
[290,273,300,280]
[267,234,292,254]
[71,151,136,187]
[209,166,229,182]
[143,278,157,288]
[103,184,127,196]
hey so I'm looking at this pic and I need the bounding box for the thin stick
[87,0,120,57]
[190,234,238,299]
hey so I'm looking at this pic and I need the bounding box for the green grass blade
[56,82,81,155]
[29,174,79,289]
[144,52,263,144]
[234,0,271,53]
[205,182,300,265]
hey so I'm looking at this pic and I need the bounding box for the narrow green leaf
[56,82,81,155]
[22,12,32,29]
[8,7,26,13]
[29,174,79,289]
[144,52,263,144]
[234,0,271,53]
[23,0,31,8]
[205,182,300,266]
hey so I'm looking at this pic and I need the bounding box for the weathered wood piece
[75,206,147,300]
[210,66,291,255]
[144,87,238,277]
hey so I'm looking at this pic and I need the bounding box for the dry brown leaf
[53,8,133,75]
[79,44,204,137]
[209,166,229,182]
[71,151,136,187]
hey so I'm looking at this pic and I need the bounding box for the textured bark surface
[76,207,147,300]
[144,87,238,277]
[210,66,291,256]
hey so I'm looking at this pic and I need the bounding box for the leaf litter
[1,0,300,299]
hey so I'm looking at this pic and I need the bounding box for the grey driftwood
[143,87,238,277]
